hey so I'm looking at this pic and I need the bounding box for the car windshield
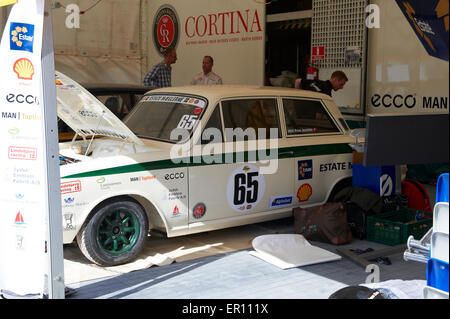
[124,94,207,143]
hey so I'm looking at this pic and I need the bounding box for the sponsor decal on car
[268,195,293,209]
[63,213,75,230]
[60,180,82,194]
[227,164,265,212]
[192,203,206,219]
[298,160,313,180]
[165,172,185,180]
[130,175,156,182]
[172,205,181,217]
[319,162,351,172]
[297,184,312,202]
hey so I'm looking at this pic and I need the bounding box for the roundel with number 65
[227,164,266,213]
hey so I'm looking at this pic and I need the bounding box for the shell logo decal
[297,184,312,202]
[13,58,34,80]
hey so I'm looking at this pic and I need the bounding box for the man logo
[153,5,179,55]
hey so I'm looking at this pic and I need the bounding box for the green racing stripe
[62,143,353,179]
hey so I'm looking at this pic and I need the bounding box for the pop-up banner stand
[0,0,63,298]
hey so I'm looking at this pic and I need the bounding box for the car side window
[201,105,223,144]
[221,98,281,141]
[283,98,340,135]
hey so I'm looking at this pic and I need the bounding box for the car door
[188,97,293,228]
[282,97,353,207]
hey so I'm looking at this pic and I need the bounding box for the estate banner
[0,0,47,297]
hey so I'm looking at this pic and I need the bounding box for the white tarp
[0,0,47,296]
[249,234,341,269]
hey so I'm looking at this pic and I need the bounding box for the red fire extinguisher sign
[311,46,325,60]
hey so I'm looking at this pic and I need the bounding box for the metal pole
[42,0,65,299]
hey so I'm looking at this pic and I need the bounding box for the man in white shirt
[191,56,223,85]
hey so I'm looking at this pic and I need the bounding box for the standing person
[143,47,177,88]
[191,56,223,85]
[294,70,348,97]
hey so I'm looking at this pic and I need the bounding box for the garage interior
[0,0,448,302]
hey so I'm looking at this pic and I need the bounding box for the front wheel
[77,198,148,266]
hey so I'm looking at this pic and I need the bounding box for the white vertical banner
[0,0,49,297]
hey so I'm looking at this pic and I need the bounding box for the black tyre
[76,198,148,266]
[327,178,353,202]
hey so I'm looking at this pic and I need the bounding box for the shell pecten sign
[13,57,35,79]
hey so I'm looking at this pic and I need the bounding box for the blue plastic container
[427,258,449,293]
[436,173,449,203]
[352,164,396,196]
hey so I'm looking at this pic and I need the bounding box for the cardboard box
[352,151,364,164]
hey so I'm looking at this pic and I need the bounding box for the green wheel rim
[96,207,140,255]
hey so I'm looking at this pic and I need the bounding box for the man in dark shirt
[295,70,348,97]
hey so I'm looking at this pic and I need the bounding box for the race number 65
[227,165,265,212]
[177,114,198,130]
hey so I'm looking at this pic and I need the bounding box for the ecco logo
[371,94,416,108]
[6,93,39,105]
[165,172,185,180]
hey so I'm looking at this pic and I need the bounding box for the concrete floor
[60,183,438,299]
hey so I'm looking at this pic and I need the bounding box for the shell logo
[13,58,34,80]
[297,184,312,202]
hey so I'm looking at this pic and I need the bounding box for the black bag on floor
[293,202,353,245]
[332,187,384,240]
[344,202,371,240]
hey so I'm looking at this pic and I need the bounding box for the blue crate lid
[427,258,449,293]
[436,173,449,203]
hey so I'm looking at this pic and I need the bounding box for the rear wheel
[327,178,353,202]
[77,198,148,266]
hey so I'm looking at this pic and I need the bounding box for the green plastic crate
[366,208,432,246]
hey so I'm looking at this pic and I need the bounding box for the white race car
[56,72,358,266]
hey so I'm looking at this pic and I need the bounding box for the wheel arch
[326,176,353,202]
[79,194,169,237]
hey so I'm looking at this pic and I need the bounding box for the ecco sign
[6,93,39,105]
[371,94,416,108]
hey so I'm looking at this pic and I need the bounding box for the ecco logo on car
[6,93,39,105]
[165,172,185,180]
[371,94,416,108]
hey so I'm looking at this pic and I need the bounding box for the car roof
[149,85,333,101]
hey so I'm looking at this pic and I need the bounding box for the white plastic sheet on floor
[249,234,341,269]
[362,279,427,299]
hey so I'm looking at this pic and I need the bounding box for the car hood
[55,71,143,146]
